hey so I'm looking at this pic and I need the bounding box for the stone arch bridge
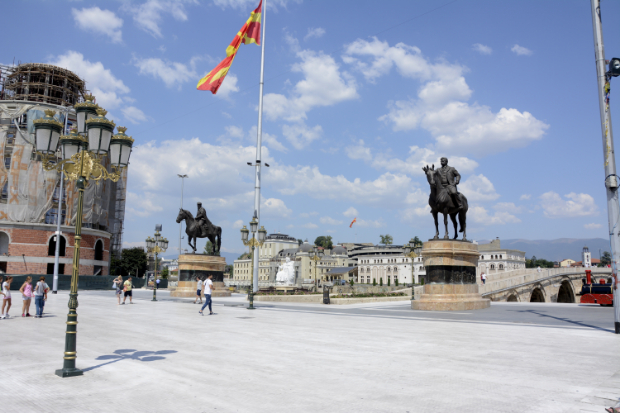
[480,267,612,303]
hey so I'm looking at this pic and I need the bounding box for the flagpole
[252,0,266,293]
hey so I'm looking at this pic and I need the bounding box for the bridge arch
[530,287,545,302]
[556,280,574,303]
[507,292,519,302]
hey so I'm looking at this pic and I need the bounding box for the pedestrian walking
[194,276,203,304]
[113,275,123,305]
[122,276,134,304]
[19,276,33,317]
[156,278,160,289]
[481,272,486,285]
[1,276,13,319]
[33,276,49,318]
[199,274,213,315]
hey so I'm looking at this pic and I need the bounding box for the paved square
[1,290,619,412]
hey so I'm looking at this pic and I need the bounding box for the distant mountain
[477,238,611,262]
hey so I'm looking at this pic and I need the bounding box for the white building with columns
[477,238,526,274]
[349,244,424,284]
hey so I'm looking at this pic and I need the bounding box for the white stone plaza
[1,289,619,412]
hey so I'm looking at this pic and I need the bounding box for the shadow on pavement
[512,309,614,333]
[83,348,178,372]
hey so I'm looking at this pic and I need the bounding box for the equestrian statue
[176,202,222,254]
[422,157,468,240]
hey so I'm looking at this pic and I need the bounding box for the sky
[4,0,620,257]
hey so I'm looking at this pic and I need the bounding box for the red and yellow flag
[197,0,262,94]
[349,218,357,228]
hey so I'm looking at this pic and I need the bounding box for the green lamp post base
[55,367,83,378]
[151,298,158,302]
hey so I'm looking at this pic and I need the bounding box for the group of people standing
[112,275,134,304]
[1,275,50,318]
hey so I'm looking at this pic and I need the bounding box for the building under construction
[0,62,128,275]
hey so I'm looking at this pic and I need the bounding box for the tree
[349,279,354,286]
[387,277,391,286]
[113,247,148,277]
[297,239,303,246]
[238,252,252,260]
[203,240,213,255]
[161,267,169,279]
[395,279,399,286]
[380,234,393,245]
[373,278,377,286]
[412,236,422,247]
[314,236,333,249]
[601,251,612,266]
[380,278,383,286]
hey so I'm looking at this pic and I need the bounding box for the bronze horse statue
[176,208,222,254]
[423,165,468,240]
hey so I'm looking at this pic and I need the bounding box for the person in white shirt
[194,276,203,304]
[199,275,213,315]
[480,272,487,285]
[33,276,49,318]
[1,275,13,319]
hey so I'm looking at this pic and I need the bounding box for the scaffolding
[0,63,85,106]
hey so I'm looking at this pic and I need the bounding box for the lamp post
[404,239,423,301]
[33,95,133,378]
[240,217,266,309]
[310,246,323,291]
[146,225,168,302]
[177,174,188,257]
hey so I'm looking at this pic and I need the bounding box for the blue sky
[5,0,620,256]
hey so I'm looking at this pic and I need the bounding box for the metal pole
[252,0,266,293]
[152,231,159,302]
[53,108,70,294]
[591,0,620,333]
[178,174,187,258]
[55,150,86,377]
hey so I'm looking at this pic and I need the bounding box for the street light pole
[591,0,620,333]
[177,174,187,258]
[241,219,266,309]
[146,225,168,302]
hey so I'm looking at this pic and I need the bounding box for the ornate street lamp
[240,218,266,310]
[310,245,323,290]
[404,238,423,299]
[146,225,168,302]
[34,100,132,378]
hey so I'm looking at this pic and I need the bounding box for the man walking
[481,272,487,285]
[122,276,134,304]
[199,274,213,315]
[194,276,203,304]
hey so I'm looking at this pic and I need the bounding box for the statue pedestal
[170,254,231,298]
[411,239,490,311]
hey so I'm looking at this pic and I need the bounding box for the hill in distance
[477,238,611,262]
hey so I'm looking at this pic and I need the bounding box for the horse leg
[217,230,222,254]
[443,209,449,239]
[432,211,439,239]
[459,211,467,241]
[189,236,196,253]
[450,213,458,240]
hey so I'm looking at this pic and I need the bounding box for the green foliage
[601,251,612,266]
[225,264,234,274]
[395,279,399,286]
[373,278,377,286]
[525,255,555,268]
[380,278,383,286]
[420,277,425,286]
[161,267,169,279]
[412,236,422,247]
[349,279,354,286]
[387,277,391,286]
[203,240,213,255]
[111,247,148,277]
[314,236,333,249]
[380,234,393,245]
[238,252,252,260]
[297,239,303,245]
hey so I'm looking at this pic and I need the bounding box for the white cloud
[72,7,123,43]
[126,192,164,217]
[302,223,318,229]
[122,106,148,124]
[520,194,531,200]
[345,140,372,161]
[129,0,197,38]
[49,51,131,110]
[212,0,300,10]
[320,216,343,225]
[511,44,532,56]
[262,198,292,219]
[226,125,244,139]
[343,38,548,156]
[263,48,358,122]
[469,206,520,225]
[343,207,358,218]
[246,126,287,152]
[216,73,239,99]
[472,43,492,55]
[356,218,386,228]
[282,123,323,149]
[458,175,499,202]
[402,206,431,223]
[133,56,198,89]
[233,219,244,229]
[540,192,598,218]
[300,212,318,218]
[372,146,478,177]
[304,27,325,41]
[584,223,602,229]
[493,202,523,214]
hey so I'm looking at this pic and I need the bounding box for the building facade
[0,63,128,275]
[477,238,526,273]
[350,244,424,284]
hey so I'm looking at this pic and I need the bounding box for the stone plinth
[412,240,490,311]
[170,254,231,298]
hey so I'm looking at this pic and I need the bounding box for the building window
[1,182,7,203]
[4,157,10,170]
[48,235,66,257]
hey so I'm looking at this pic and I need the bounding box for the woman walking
[113,275,123,305]
[33,276,49,318]
[19,276,33,317]
[1,276,13,319]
